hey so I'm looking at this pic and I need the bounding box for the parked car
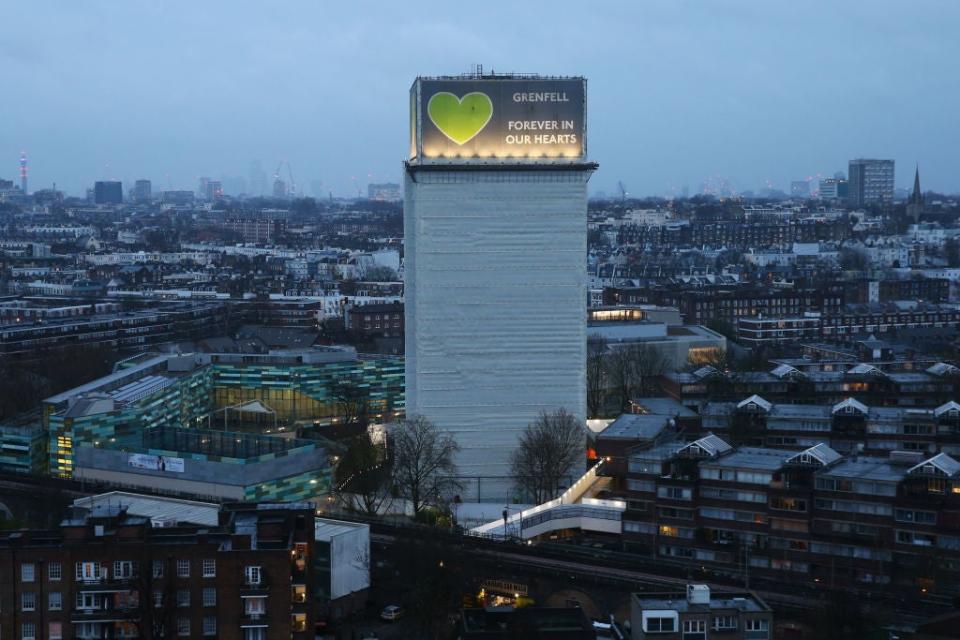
[380,605,404,621]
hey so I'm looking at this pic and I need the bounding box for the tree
[607,343,669,411]
[362,265,399,281]
[333,433,393,515]
[391,416,461,515]
[586,335,609,418]
[839,247,868,271]
[510,409,585,504]
[329,377,370,432]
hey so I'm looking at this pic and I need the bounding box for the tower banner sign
[410,77,586,162]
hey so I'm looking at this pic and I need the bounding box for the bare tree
[586,335,609,418]
[607,343,668,411]
[510,409,585,504]
[333,432,393,515]
[329,376,370,431]
[391,416,461,515]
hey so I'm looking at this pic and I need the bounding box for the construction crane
[617,181,627,202]
[273,160,298,198]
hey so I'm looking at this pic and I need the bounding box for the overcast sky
[3,1,958,198]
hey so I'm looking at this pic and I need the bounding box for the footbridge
[470,460,625,540]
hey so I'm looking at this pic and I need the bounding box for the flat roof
[600,414,671,441]
[818,456,906,483]
[700,447,790,472]
[73,491,220,526]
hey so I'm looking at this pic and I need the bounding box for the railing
[470,460,626,539]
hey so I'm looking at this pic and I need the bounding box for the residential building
[133,180,152,203]
[94,181,123,205]
[630,585,773,640]
[404,73,595,501]
[603,434,960,597]
[849,158,895,207]
[346,301,404,339]
[0,501,316,640]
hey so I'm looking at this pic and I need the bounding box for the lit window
[48,562,62,581]
[244,565,262,585]
[49,622,63,640]
[48,591,62,611]
[21,591,36,611]
[176,559,190,578]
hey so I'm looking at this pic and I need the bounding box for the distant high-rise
[848,158,894,207]
[367,182,401,202]
[249,160,268,196]
[19,152,27,195]
[133,179,152,203]
[93,181,123,205]
[818,175,848,200]
[272,177,288,198]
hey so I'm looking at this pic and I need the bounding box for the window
[48,591,62,611]
[645,616,676,632]
[49,622,63,640]
[177,617,190,636]
[628,478,655,492]
[292,584,307,603]
[658,486,692,501]
[745,618,769,637]
[21,592,36,612]
[683,619,706,637]
[21,622,36,640]
[153,591,163,608]
[113,561,135,578]
[713,615,738,630]
[770,497,807,512]
[76,561,102,581]
[292,613,307,632]
[152,560,164,578]
[48,562,62,581]
[203,617,217,636]
[244,565,262,585]
[202,559,216,578]
[895,509,937,525]
[176,559,190,578]
[245,596,266,616]
[202,587,216,607]
[243,629,266,640]
[21,563,35,583]
[177,590,190,608]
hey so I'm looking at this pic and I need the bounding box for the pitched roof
[737,394,772,412]
[678,434,732,459]
[908,453,960,478]
[785,443,842,467]
[934,401,960,417]
[927,362,960,377]
[832,397,869,415]
[846,363,886,377]
[770,364,804,379]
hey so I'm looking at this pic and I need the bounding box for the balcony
[70,606,141,623]
[240,580,270,596]
[239,613,270,627]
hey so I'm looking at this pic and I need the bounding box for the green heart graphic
[427,91,493,145]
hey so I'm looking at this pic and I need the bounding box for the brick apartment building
[594,422,960,597]
[0,502,315,640]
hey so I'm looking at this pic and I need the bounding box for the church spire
[911,165,923,206]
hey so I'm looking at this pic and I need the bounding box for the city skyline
[2,1,959,197]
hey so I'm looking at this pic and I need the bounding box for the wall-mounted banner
[410,76,586,163]
[128,453,185,473]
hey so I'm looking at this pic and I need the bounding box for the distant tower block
[405,73,597,502]
[19,151,27,195]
